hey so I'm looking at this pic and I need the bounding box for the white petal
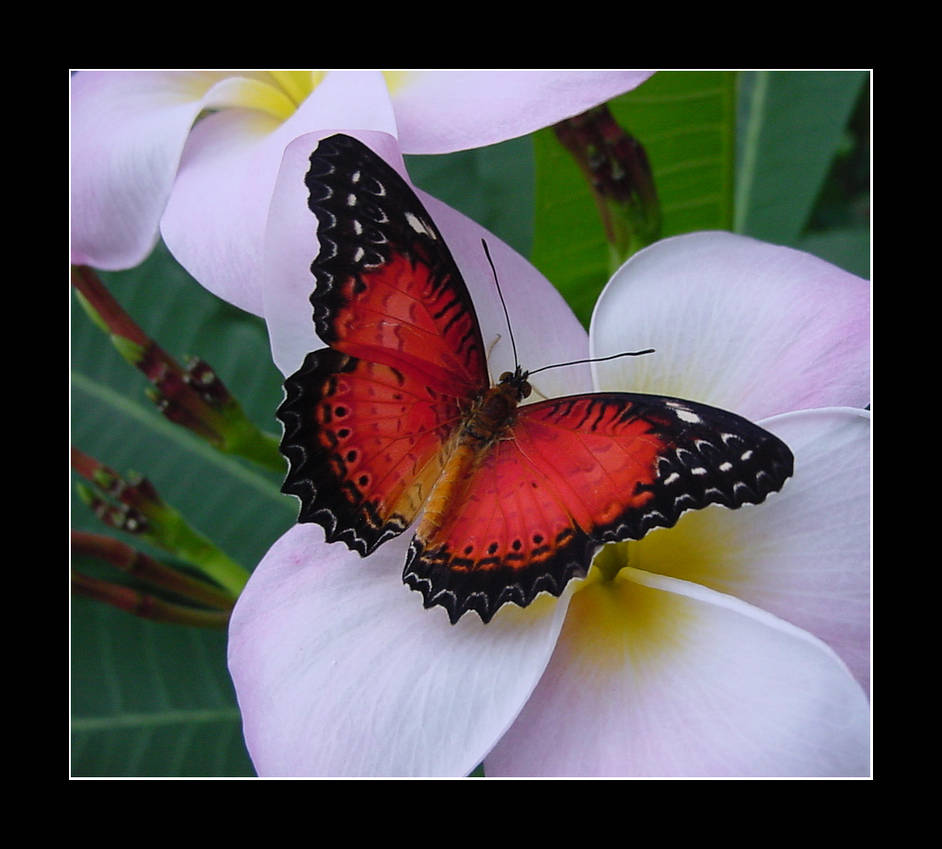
[485,568,869,777]
[71,71,233,268]
[228,524,573,777]
[162,73,398,316]
[741,408,871,691]
[590,231,870,420]
[391,71,653,153]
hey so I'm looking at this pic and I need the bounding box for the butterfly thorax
[460,368,531,446]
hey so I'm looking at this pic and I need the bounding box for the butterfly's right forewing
[404,391,793,623]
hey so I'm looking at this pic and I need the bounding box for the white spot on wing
[666,400,701,423]
[405,212,437,239]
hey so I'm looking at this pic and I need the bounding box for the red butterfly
[278,134,793,624]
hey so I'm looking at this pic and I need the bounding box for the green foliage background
[70,70,870,777]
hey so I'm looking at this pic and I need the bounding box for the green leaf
[71,599,252,776]
[795,227,870,279]
[406,135,534,259]
[532,71,737,326]
[71,243,294,776]
[735,70,868,244]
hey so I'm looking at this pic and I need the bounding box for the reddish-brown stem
[71,265,150,346]
[71,447,160,511]
[72,571,230,628]
[71,266,227,442]
[72,531,235,610]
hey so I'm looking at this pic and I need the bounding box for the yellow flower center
[196,71,413,123]
[564,561,690,672]
[563,509,740,667]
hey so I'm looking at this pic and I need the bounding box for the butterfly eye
[519,381,532,399]
[499,371,513,383]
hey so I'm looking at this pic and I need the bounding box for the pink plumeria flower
[70,70,651,316]
[227,133,870,777]
[487,232,870,776]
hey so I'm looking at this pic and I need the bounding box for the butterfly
[277,133,794,624]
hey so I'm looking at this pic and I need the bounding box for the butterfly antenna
[528,348,656,376]
[481,239,520,371]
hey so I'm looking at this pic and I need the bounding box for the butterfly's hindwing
[278,347,466,555]
[403,392,793,623]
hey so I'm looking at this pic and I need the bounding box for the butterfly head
[498,365,532,401]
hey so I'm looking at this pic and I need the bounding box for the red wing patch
[403,393,793,623]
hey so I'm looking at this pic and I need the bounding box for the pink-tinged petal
[227,523,572,777]
[391,71,654,153]
[629,407,870,695]
[590,231,870,420]
[263,131,589,395]
[758,409,870,693]
[485,568,869,777]
[71,71,237,269]
[161,73,397,316]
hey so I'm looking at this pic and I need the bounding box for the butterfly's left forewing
[304,134,488,395]
[404,392,793,623]
[278,134,489,553]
